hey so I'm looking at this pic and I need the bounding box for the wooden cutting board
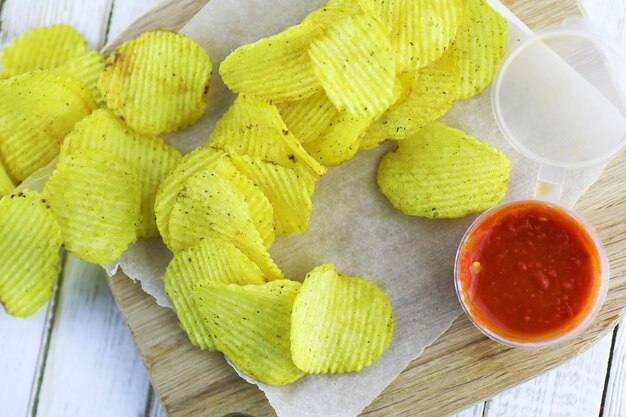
[108,1,626,416]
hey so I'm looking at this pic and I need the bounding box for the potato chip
[228,154,312,235]
[453,0,507,99]
[309,14,396,118]
[291,264,394,373]
[55,51,105,103]
[276,91,339,145]
[0,161,15,197]
[167,166,284,281]
[155,146,224,243]
[99,30,212,135]
[44,150,142,264]
[0,190,62,317]
[193,280,304,385]
[358,0,463,72]
[0,71,97,181]
[1,24,88,78]
[220,23,322,102]
[304,112,372,166]
[208,94,327,178]
[60,109,181,238]
[377,122,511,218]
[360,49,459,148]
[210,157,275,248]
[164,238,267,351]
[302,2,359,27]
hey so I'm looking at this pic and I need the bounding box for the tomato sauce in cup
[455,200,609,347]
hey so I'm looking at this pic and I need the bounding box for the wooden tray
[109,1,626,415]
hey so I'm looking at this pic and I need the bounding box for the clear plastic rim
[492,27,626,169]
[454,200,610,349]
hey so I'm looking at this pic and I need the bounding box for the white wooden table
[0,1,624,416]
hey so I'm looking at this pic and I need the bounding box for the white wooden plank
[0,0,112,48]
[603,322,626,417]
[483,332,613,417]
[34,255,151,417]
[0,302,52,417]
[147,389,168,417]
[451,402,485,417]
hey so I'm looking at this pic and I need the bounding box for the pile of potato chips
[0,25,209,316]
[1,0,513,385]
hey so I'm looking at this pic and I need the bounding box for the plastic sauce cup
[455,19,626,348]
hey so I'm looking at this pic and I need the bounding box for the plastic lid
[492,18,626,170]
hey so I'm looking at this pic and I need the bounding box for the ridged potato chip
[303,2,359,27]
[220,23,322,102]
[228,154,312,235]
[208,94,327,179]
[309,14,396,118]
[167,165,284,281]
[164,238,267,351]
[377,122,511,218]
[1,24,88,78]
[361,49,459,147]
[277,91,339,146]
[60,109,181,237]
[304,112,372,166]
[44,150,142,264]
[453,0,507,99]
[99,30,212,135]
[0,162,14,197]
[0,71,97,181]
[55,51,105,103]
[0,190,62,317]
[193,280,304,385]
[358,0,463,72]
[210,156,275,248]
[155,146,224,243]
[291,264,394,373]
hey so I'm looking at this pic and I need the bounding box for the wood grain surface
[108,0,626,416]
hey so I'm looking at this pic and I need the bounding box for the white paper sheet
[105,1,606,416]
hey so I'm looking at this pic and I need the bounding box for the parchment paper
[104,2,607,416]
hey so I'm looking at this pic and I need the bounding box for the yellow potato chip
[0,161,15,197]
[208,94,327,178]
[0,190,62,317]
[60,109,181,238]
[220,23,323,102]
[361,49,459,147]
[276,91,339,145]
[358,0,463,72]
[44,150,142,264]
[302,2,359,27]
[99,30,212,135]
[1,24,88,78]
[167,165,284,281]
[309,14,396,118]
[210,157,275,248]
[55,51,105,103]
[377,122,511,218]
[164,238,267,351]
[193,280,304,385]
[0,71,97,181]
[453,0,507,99]
[155,146,224,243]
[304,112,372,166]
[228,154,312,235]
[291,264,394,373]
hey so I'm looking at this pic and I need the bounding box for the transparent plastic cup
[455,19,626,348]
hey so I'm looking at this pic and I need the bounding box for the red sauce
[457,201,602,343]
